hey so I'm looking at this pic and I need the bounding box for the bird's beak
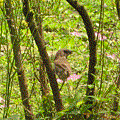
[63,49,73,58]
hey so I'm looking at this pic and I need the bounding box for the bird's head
[54,49,72,60]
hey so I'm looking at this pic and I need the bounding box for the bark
[115,0,120,20]
[5,1,34,119]
[66,0,96,119]
[22,0,63,111]
[35,4,49,97]
[112,62,120,119]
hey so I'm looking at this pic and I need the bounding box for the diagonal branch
[22,0,63,111]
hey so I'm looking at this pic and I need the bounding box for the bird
[36,49,72,90]
[54,49,72,90]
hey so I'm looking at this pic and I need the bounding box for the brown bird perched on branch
[54,49,72,90]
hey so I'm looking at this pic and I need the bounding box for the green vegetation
[0,0,119,119]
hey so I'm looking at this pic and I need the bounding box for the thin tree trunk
[66,0,96,119]
[5,1,34,119]
[22,0,63,111]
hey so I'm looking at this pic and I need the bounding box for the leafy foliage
[0,0,119,119]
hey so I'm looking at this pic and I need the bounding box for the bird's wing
[54,56,71,81]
